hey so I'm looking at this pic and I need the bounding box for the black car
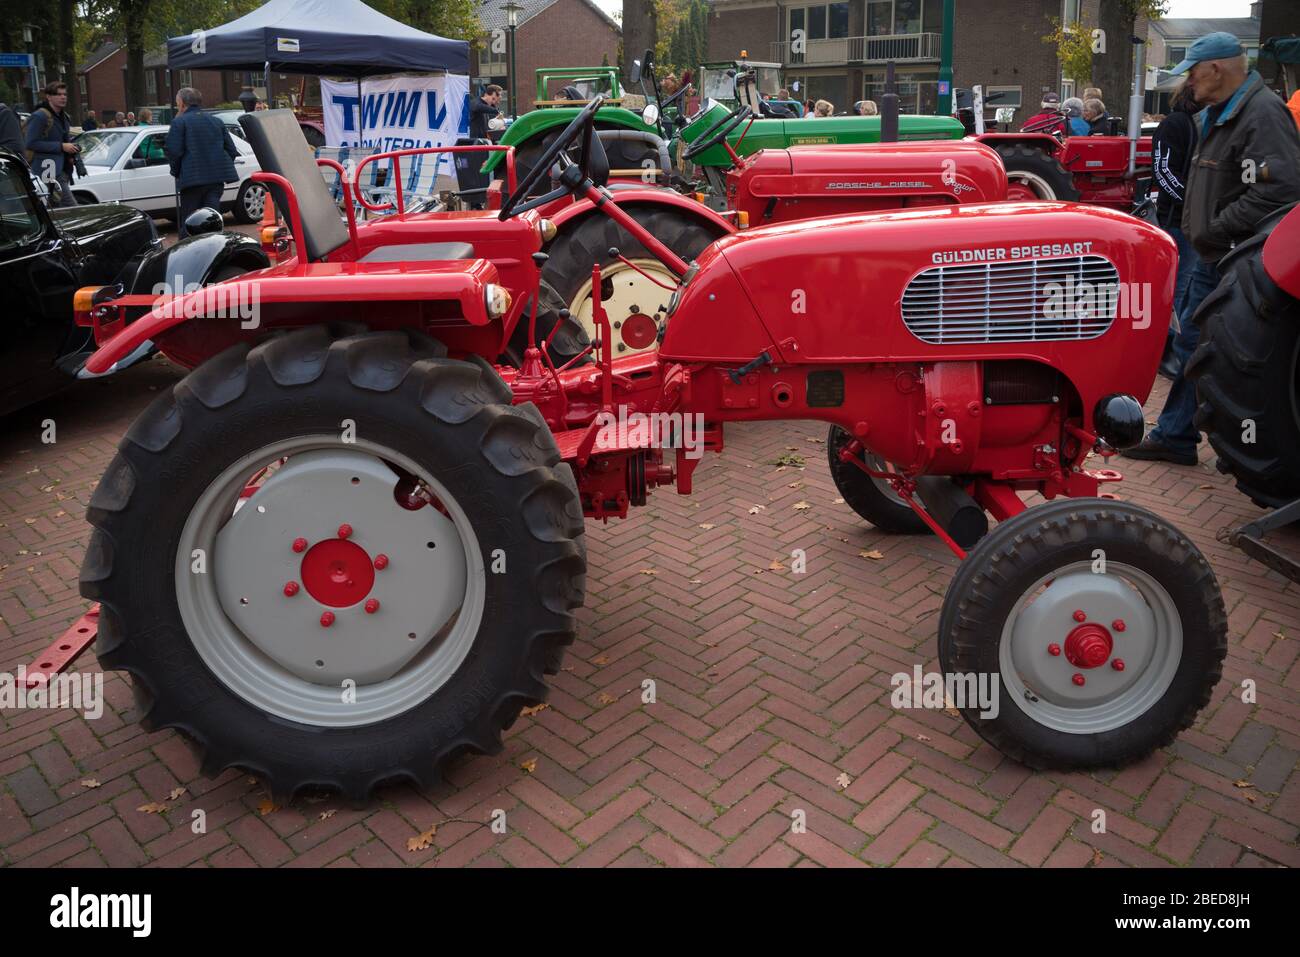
[0,148,268,416]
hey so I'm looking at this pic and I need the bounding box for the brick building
[706,0,1141,126]
[78,41,258,123]
[473,0,622,114]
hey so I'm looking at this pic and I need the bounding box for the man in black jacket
[23,82,80,206]
[0,102,23,155]
[1125,32,1300,466]
[1149,82,1198,378]
[469,85,503,141]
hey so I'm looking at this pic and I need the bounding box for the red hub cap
[300,538,376,607]
[621,312,659,350]
[1064,622,1114,669]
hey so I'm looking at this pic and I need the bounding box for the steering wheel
[683,105,752,162]
[499,95,605,220]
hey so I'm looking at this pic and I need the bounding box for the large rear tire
[542,206,724,361]
[1186,219,1300,508]
[995,144,1079,202]
[80,326,586,802]
[939,499,1226,770]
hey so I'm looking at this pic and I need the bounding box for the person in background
[1125,32,1300,466]
[0,100,24,155]
[469,84,502,140]
[813,99,834,117]
[254,100,268,112]
[660,73,680,98]
[138,108,153,125]
[113,111,126,127]
[803,99,816,117]
[1021,91,1066,136]
[82,112,98,131]
[855,100,878,116]
[1149,81,1200,380]
[1082,98,1109,134]
[23,81,80,206]
[125,111,136,125]
[1062,96,1089,135]
[166,86,239,238]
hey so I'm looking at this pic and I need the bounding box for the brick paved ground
[1,362,1297,868]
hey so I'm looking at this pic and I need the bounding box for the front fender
[130,229,270,296]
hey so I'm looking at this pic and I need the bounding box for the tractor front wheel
[80,326,586,802]
[995,144,1079,202]
[938,499,1226,769]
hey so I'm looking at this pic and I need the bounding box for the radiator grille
[901,255,1120,344]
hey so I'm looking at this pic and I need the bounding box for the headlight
[537,218,557,243]
[485,283,512,319]
[642,104,660,126]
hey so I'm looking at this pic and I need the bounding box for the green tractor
[487,56,965,195]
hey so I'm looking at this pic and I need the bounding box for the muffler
[914,476,988,549]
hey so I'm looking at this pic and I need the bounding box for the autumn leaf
[1273,632,1287,640]
[698,523,716,530]
[407,825,437,851]
[748,505,765,514]
[79,779,101,789]
[639,568,658,576]
[788,481,803,489]
[519,703,549,717]
[1092,848,1104,865]
[597,692,617,706]
[769,559,786,571]
[1198,484,1214,489]
[593,655,609,665]
[835,772,852,790]
[137,802,169,814]
[520,757,538,774]
[319,809,337,821]
[833,497,845,504]
[916,733,932,742]
[860,549,885,560]
[257,798,278,816]
[688,579,703,584]
[1233,780,1256,790]
[793,501,812,511]
[168,787,187,801]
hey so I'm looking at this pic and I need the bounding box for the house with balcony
[706,0,1134,125]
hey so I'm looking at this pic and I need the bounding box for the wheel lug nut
[1112,619,1126,632]
[1047,643,1061,656]
[364,599,380,614]
[374,554,389,570]
[283,581,300,597]
[337,523,353,540]
[292,537,308,553]
[320,611,335,628]
[1111,658,1125,671]
[1072,610,1086,622]
[1072,673,1085,686]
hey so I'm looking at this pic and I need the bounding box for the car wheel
[232,180,268,224]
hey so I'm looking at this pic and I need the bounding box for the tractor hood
[662,201,1177,408]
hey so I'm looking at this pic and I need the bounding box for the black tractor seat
[239,110,473,264]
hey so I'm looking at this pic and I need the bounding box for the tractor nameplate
[806,370,845,408]
[901,255,1120,345]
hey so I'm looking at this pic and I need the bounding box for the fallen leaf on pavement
[793,501,811,511]
[1092,849,1104,865]
[257,799,277,816]
[80,779,100,789]
[698,523,715,530]
[168,787,187,801]
[916,733,932,742]
[319,809,337,821]
[520,703,549,717]
[639,568,657,575]
[835,772,852,790]
[407,826,437,851]
[596,692,617,705]
[769,559,786,571]
[520,758,538,774]
[748,505,765,514]
[860,550,885,560]
[137,802,169,814]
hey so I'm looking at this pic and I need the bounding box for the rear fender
[548,188,735,238]
[81,259,500,376]
[1263,202,1300,300]
[973,132,1062,155]
[484,108,653,173]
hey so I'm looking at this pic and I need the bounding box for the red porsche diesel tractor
[69,101,1225,801]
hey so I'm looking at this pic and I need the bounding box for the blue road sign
[0,53,36,68]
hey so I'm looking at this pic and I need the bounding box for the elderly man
[165,87,239,237]
[1124,32,1300,466]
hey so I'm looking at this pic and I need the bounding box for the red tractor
[974,128,1152,208]
[73,101,1225,801]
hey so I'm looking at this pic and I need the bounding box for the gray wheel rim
[999,560,1181,734]
[243,183,266,218]
[861,451,909,507]
[175,435,485,727]
[1006,169,1056,200]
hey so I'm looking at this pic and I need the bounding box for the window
[1062,0,1081,23]
[788,5,850,42]
[78,74,87,98]
[146,71,157,96]
[0,160,45,251]
[133,133,168,165]
[984,85,1022,109]
[894,0,921,34]
[1167,45,1187,67]
[178,69,192,86]
[867,1,891,35]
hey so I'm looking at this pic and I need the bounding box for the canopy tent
[166,0,468,77]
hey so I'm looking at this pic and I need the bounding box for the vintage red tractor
[72,102,1226,801]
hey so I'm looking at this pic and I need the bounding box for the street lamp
[504,2,523,118]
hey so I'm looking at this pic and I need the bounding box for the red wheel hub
[300,538,376,607]
[1064,622,1113,669]
[621,312,659,350]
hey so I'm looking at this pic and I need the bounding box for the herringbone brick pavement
[1,359,1297,867]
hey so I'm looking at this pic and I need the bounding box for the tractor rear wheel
[938,499,1226,769]
[995,144,1079,202]
[1185,218,1300,508]
[826,426,927,534]
[542,206,724,363]
[501,280,589,368]
[80,326,586,802]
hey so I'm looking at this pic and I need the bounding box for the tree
[1043,18,1094,87]
[60,0,79,118]
[1090,0,1167,109]
[623,0,657,86]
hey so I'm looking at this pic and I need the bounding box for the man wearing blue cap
[1125,32,1300,466]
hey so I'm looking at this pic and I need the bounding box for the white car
[70,124,267,223]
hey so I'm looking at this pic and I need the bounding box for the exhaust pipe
[881,60,899,142]
[1128,35,1145,178]
[914,477,988,549]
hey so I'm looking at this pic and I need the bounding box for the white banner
[322,74,470,156]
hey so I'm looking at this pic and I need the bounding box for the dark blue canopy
[167,0,468,77]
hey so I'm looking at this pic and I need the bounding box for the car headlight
[485,283,512,319]
[538,218,557,243]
